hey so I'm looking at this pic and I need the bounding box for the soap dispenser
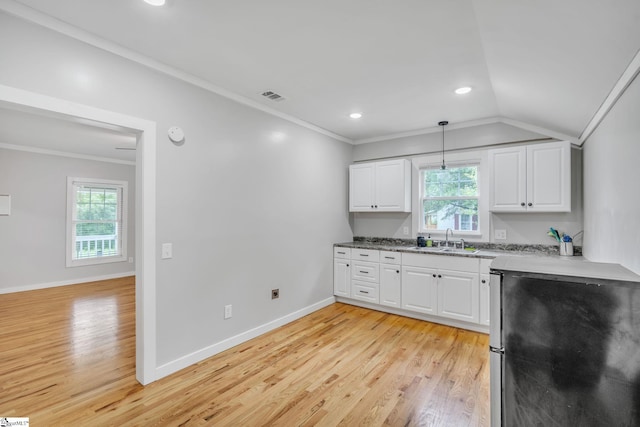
[426,234,433,247]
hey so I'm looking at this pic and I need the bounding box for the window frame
[421,163,480,234]
[66,177,128,267]
[412,150,488,240]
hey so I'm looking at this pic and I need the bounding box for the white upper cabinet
[349,159,411,212]
[489,141,571,212]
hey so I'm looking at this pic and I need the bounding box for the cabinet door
[527,141,571,212]
[349,163,375,211]
[479,273,491,326]
[401,265,437,314]
[374,159,410,212]
[437,269,479,323]
[489,146,527,212]
[380,263,401,308]
[333,258,351,297]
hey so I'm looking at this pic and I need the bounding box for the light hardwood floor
[0,277,489,426]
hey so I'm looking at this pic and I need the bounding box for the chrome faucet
[445,228,453,247]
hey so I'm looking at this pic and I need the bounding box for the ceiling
[3,0,640,147]
[0,105,138,162]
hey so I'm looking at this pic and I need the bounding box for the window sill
[66,255,127,268]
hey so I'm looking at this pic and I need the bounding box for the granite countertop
[335,237,582,260]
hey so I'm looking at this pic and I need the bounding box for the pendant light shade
[438,121,449,170]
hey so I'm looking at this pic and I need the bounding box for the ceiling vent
[261,90,286,102]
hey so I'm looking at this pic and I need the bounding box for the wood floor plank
[0,278,489,426]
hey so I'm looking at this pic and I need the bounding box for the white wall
[352,125,584,244]
[0,148,135,291]
[583,74,640,274]
[0,13,353,369]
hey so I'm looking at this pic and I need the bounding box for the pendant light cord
[438,120,448,170]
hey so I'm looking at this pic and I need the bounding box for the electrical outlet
[403,226,409,235]
[224,304,232,319]
[495,229,507,240]
[271,289,279,299]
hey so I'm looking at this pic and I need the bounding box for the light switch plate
[494,229,507,240]
[161,243,173,259]
[0,195,11,215]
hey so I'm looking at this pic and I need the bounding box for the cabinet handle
[432,274,436,278]
[337,251,345,254]
[360,290,369,294]
[396,270,400,274]
[438,274,442,278]
[371,205,374,208]
[384,256,395,259]
[360,254,369,257]
[528,202,533,207]
[359,270,368,274]
[521,202,526,207]
[481,279,486,283]
[346,264,349,267]
[375,205,378,208]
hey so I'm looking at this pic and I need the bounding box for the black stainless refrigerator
[489,256,640,426]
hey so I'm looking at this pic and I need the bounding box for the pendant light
[438,120,449,170]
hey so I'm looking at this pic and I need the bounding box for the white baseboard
[155,296,337,380]
[0,271,136,294]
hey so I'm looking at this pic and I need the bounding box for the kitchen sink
[438,247,480,254]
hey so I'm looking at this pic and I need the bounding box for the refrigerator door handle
[489,273,502,349]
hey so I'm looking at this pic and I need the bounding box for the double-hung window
[420,164,479,233]
[66,177,128,267]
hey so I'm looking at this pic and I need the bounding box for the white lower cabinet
[401,265,438,314]
[333,258,351,298]
[479,273,491,326]
[380,264,401,308]
[333,247,351,297]
[479,258,492,326]
[437,269,479,323]
[334,246,489,330]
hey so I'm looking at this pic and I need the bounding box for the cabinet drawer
[351,260,379,283]
[379,250,401,265]
[402,253,479,273]
[351,281,379,303]
[351,248,380,262]
[334,247,351,259]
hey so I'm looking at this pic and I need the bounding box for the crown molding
[579,48,640,145]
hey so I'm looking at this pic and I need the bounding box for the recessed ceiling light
[349,112,363,119]
[143,0,166,6]
[455,86,472,95]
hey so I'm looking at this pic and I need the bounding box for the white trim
[0,0,351,144]
[155,297,336,379]
[354,117,502,145]
[0,83,157,385]
[353,116,580,146]
[412,150,489,241]
[0,142,136,165]
[499,118,578,145]
[0,271,135,294]
[579,48,640,145]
